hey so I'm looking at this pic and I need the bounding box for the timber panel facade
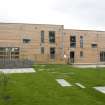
[0,23,105,64]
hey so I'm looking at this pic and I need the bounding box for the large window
[70,36,76,48]
[100,51,105,62]
[49,31,55,43]
[0,47,19,59]
[80,36,83,48]
[50,48,55,59]
[41,31,44,43]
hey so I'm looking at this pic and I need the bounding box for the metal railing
[0,59,34,69]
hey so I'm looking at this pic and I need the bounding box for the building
[0,23,105,66]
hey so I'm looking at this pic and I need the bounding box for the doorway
[70,51,75,63]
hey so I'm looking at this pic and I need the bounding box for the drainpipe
[61,26,64,62]
[96,34,99,68]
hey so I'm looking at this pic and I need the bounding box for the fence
[0,59,34,69]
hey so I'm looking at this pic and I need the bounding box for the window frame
[91,44,97,48]
[80,51,83,58]
[23,39,31,44]
[70,36,76,48]
[49,31,55,44]
[100,51,105,62]
[50,47,56,59]
[41,31,44,43]
[80,36,83,48]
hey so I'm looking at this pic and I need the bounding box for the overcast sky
[0,0,105,30]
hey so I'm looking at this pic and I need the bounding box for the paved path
[75,83,86,88]
[0,68,36,73]
[56,79,72,87]
[94,86,105,94]
[73,64,105,68]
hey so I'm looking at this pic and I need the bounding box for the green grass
[0,64,105,105]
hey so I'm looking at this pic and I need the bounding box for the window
[41,47,44,54]
[50,48,55,59]
[80,36,83,48]
[23,39,31,43]
[41,31,44,43]
[100,51,105,62]
[0,47,19,60]
[91,44,97,48]
[80,51,83,58]
[0,48,5,51]
[70,36,76,48]
[49,31,55,43]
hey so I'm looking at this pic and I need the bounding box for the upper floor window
[80,51,83,58]
[41,31,44,43]
[91,44,97,48]
[80,36,83,48]
[23,39,31,44]
[49,31,55,43]
[70,36,76,48]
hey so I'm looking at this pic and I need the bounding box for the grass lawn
[0,64,105,105]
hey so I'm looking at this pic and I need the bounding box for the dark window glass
[23,39,31,43]
[80,36,83,48]
[91,44,97,48]
[0,48,5,51]
[70,36,76,48]
[49,31,55,43]
[41,31,44,43]
[50,48,55,59]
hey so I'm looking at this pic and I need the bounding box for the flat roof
[0,22,105,32]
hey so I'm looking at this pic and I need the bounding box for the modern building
[0,23,105,66]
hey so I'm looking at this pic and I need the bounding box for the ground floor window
[0,47,19,60]
[50,48,55,59]
[41,47,44,54]
[80,51,83,58]
[100,51,105,62]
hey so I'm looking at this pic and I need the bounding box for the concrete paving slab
[75,83,86,88]
[73,64,105,68]
[94,86,105,94]
[0,68,35,73]
[56,79,72,87]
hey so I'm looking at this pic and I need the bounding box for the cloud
[0,0,105,30]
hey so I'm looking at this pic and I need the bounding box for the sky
[0,0,105,30]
